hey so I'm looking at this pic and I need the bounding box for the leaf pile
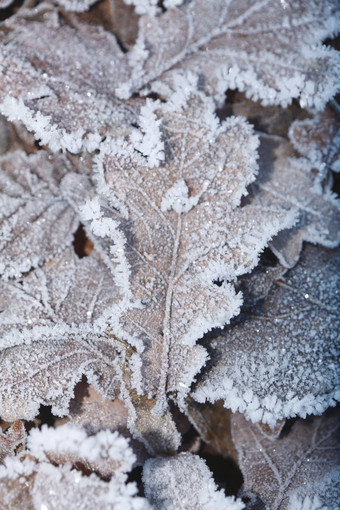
[0,0,339,508]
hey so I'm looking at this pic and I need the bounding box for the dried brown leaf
[194,244,340,426]
[89,88,293,417]
[232,408,340,509]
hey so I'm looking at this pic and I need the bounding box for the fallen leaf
[193,244,340,426]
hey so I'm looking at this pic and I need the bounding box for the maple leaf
[0,5,138,152]
[84,86,294,415]
[121,0,340,110]
[0,424,151,509]
[193,244,340,426]
[143,452,244,510]
[231,408,340,509]
[252,133,340,268]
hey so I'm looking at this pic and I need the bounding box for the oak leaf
[85,87,294,415]
[122,0,340,110]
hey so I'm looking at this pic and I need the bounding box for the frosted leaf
[143,452,244,510]
[0,150,82,278]
[193,244,340,426]
[0,422,26,464]
[289,110,340,175]
[0,239,178,453]
[0,247,127,421]
[232,408,340,509]
[0,9,137,152]
[123,0,340,109]
[69,381,149,464]
[69,381,130,434]
[253,134,340,268]
[0,427,151,509]
[27,423,136,479]
[89,88,294,414]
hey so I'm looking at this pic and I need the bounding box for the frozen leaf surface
[0,247,126,421]
[69,381,149,464]
[87,87,293,413]
[143,452,244,510]
[0,150,81,278]
[123,0,340,109]
[0,8,137,152]
[232,408,340,509]
[193,244,340,426]
[0,425,151,509]
[253,134,340,268]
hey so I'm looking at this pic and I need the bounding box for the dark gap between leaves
[332,171,340,198]
[73,224,94,258]
[259,247,279,267]
[127,466,144,497]
[213,278,224,287]
[0,0,24,21]
[199,448,243,497]
[240,490,266,510]
[278,417,299,439]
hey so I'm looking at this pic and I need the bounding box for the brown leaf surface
[232,408,340,509]
[0,422,26,464]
